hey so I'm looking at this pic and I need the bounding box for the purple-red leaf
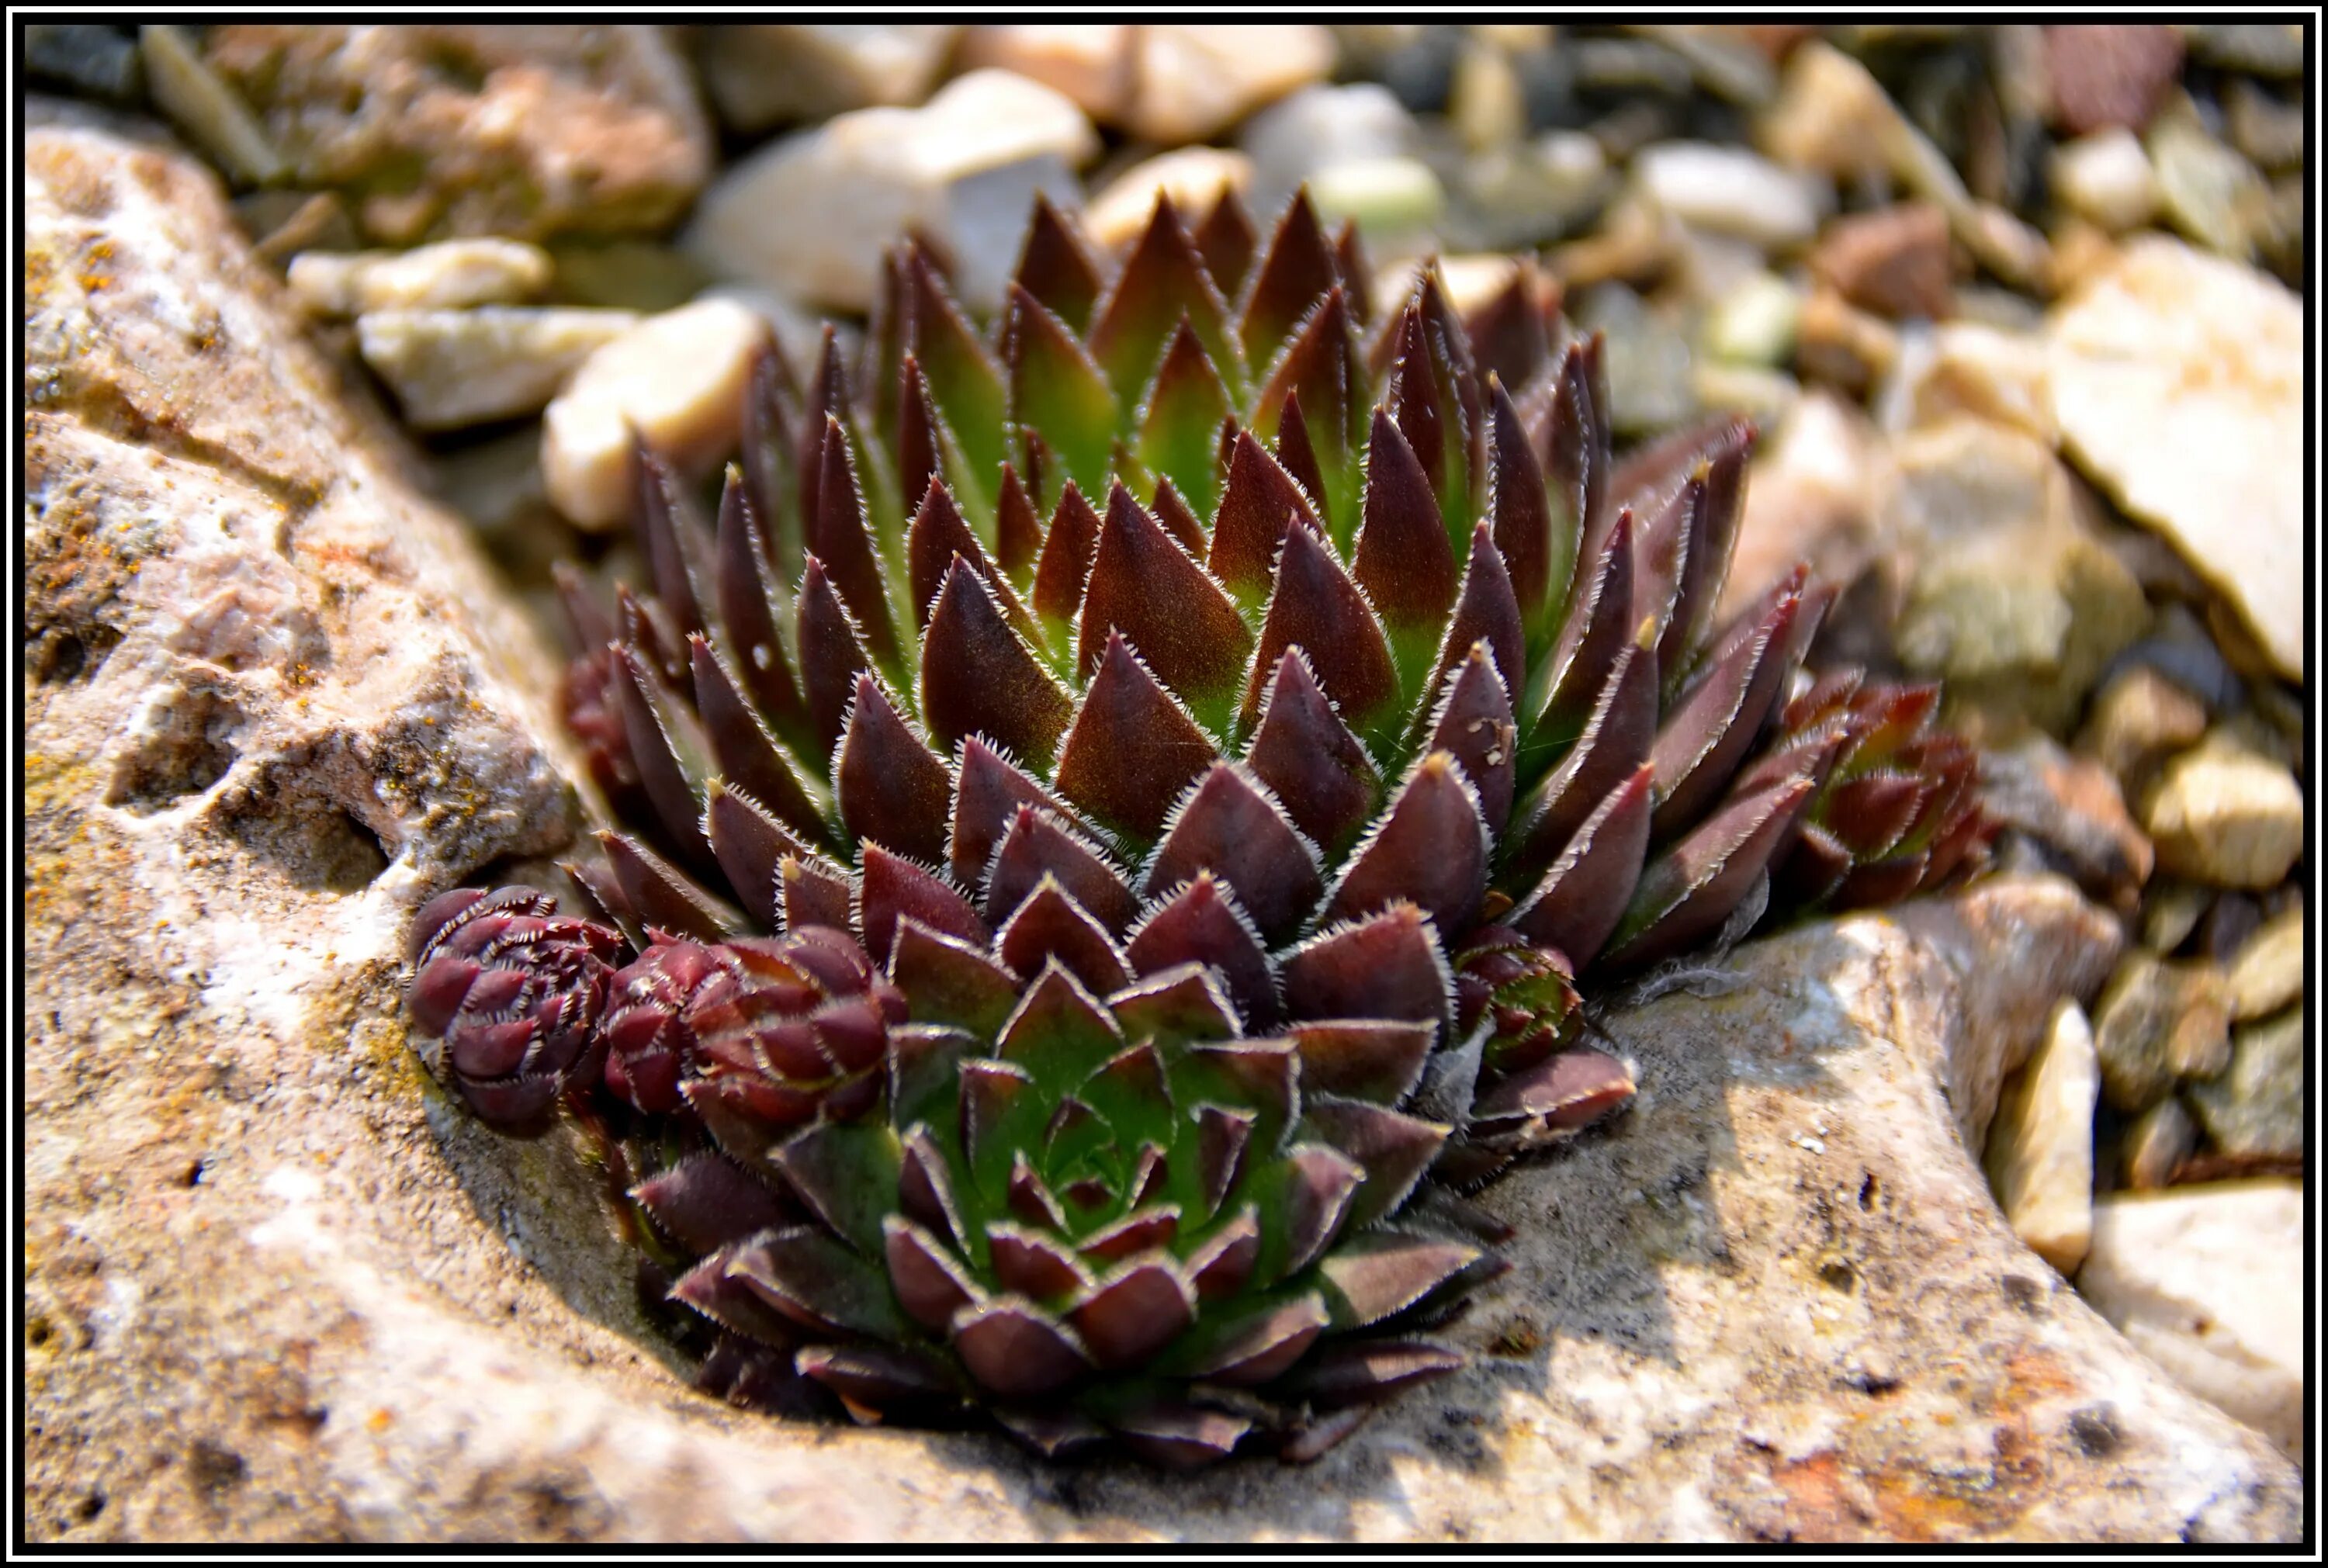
[1142,763,1323,945]
[1508,762,1654,967]
[857,842,986,964]
[1241,524,1398,731]
[1011,190,1105,333]
[1280,904,1452,1035]
[1122,871,1280,1028]
[1207,428,1323,606]
[1242,648,1381,854]
[1322,752,1491,934]
[1076,483,1252,707]
[833,674,952,867]
[983,805,1137,933]
[1352,406,1457,631]
[1052,632,1222,843]
[920,560,1075,767]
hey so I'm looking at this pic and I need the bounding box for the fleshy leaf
[1287,1020,1433,1106]
[1315,1232,1481,1330]
[1030,481,1103,628]
[600,829,741,943]
[1352,406,1457,635]
[1207,429,1323,607]
[833,675,952,867]
[1321,752,1490,934]
[691,636,827,845]
[1240,524,1398,733]
[1011,191,1104,333]
[1076,483,1252,715]
[1302,1097,1448,1227]
[857,842,986,964]
[1142,763,1323,945]
[795,555,872,750]
[1243,649,1381,854]
[632,1152,795,1256]
[1052,632,1221,843]
[807,416,897,663]
[995,884,1134,994]
[948,735,1096,888]
[1122,872,1280,1029]
[772,1119,903,1256]
[1512,639,1656,875]
[889,919,1019,1040]
[902,246,1006,486]
[1538,509,1637,742]
[731,1225,907,1339]
[1508,762,1654,967]
[714,469,811,737]
[1602,777,1817,971]
[920,560,1075,767]
[1003,284,1117,499]
[1086,196,1242,405]
[984,805,1137,933]
[1647,585,1800,841]
[1280,904,1452,1036]
[1238,190,1339,365]
[1136,322,1235,517]
[1424,645,1518,833]
[1071,1257,1198,1369]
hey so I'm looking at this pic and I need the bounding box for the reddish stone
[2046,25,2186,134]
[1809,202,1956,321]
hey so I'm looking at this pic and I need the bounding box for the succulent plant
[554,189,1986,1152]
[410,189,1994,1467]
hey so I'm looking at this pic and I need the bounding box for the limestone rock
[684,70,1093,315]
[2050,129,2162,233]
[693,25,958,132]
[1238,83,1417,204]
[953,26,1131,119]
[198,25,712,244]
[2187,1010,2304,1164]
[2047,237,2302,679]
[2141,732,2305,889]
[1631,141,1828,249]
[539,299,766,529]
[21,117,2303,1547]
[1978,737,2153,917]
[1086,147,1254,250]
[2116,1098,2198,1192]
[1887,419,2149,738]
[2044,25,2184,135]
[2226,909,2301,1023]
[288,240,552,317]
[2091,953,2232,1113]
[355,306,639,432]
[1810,202,1955,320]
[1982,1000,2099,1274]
[2074,666,2210,797]
[1124,26,1335,144]
[1890,321,2054,443]
[2077,1181,2304,1463]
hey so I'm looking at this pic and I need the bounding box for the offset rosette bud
[601,936,725,1114]
[405,888,623,1123]
[1453,925,1583,1076]
[675,927,909,1150]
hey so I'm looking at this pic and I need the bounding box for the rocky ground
[21,23,2309,1542]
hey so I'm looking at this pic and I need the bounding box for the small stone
[1721,390,1886,617]
[1890,419,2149,737]
[684,71,1093,314]
[199,26,712,244]
[1549,191,1678,291]
[2045,25,2184,134]
[27,24,143,103]
[2051,128,2162,232]
[2187,1010,2304,1164]
[355,306,639,432]
[2140,879,2213,955]
[542,299,766,528]
[1572,283,1696,436]
[1891,320,2054,442]
[2076,665,2211,795]
[2147,112,2273,261]
[140,24,286,187]
[2048,237,2302,680]
[2078,1179,2304,1462]
[1570,37,1692,98]
[1124,25,1335,144]
[1689,363,1797,425]
[1085,148,1253,250]
[1982,999,2099,1275]
[693,25,958,132]
[2103,604,2243,711]
[1979,737,2153,917]
[1701,271,1802,366]
[1308,157,1446,244]
[2091,952,2229,1112]
[1375,27,1462,116]
[1810,202,1955,320]
[2118,1097,2198,1191]
[2143,733,2305,890]
[1450,38,1527,152]
[954,26,1132,120]
[289,240,552,317]
[1632,142,1828,250]
[1793,287,1899,396]
[1756,40,1899,182]
[2194,890,2265,964]
[1239,84,1417,205]
[2181,24,2305,77]
[2226,910,2302,1023]
[2222,80,2303,173]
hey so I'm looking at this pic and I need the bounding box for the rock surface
[288,240,552,317]
[693,24,958,132]
[199,25,712,244]
[2046,237,2302,680]
[2077,1181,2304,1464]
[2140,732,2305,891]
[22,112,2305,1547]
[355,306,639,432]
